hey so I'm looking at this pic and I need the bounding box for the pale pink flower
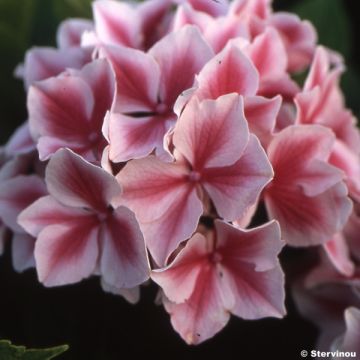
[117,94,273,265]
[104,25,213,162]
[18,148,149,288]
[152,220,285,344]
[28,59,115,162]
[264,125,352,246]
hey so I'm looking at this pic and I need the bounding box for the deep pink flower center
[155,103,168,115]
[209,251,222,264]
[188,171,201,182]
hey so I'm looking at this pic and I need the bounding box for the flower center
[155,103,168,115]
[210,252,222,264]
[188,171,201,182]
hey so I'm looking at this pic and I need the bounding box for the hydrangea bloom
[1,0,359,349]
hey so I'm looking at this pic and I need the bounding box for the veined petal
[18,195,92,238]
[46,148,121,211]
[35,219,99,286]
[202,135,273,221]
[102,45,160,113]
[163,262,230,345]
[0,175,46,233]
[195,41,259,100]
[93,0,141,48]
[173,94,249,170]
[116,155,190,222]
[152,232,208,304]
[149,25,213,106]
[100,206,149,289]
[28,74,95,143]
[108,113,175,163]
[139,186,202,266]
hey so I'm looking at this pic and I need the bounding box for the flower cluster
[1,0,359,348]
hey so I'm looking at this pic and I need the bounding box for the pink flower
[92,0,174,50]
[0,175,47,272]
[264,124,352,246]
[176,39,282,147]
[152,220,285,344]
[28,59,115,162]
[18,148,149,288]
[104,25,213,162]
[117,94,273,265]
[56,18,94,49]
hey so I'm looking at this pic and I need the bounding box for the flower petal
[195,41,259,100]
[102,45,160,113]
[93,0,141,48]
[100,206,149,289]
[18,195,92,238]
[11,233,35,273]
[0,175,46,233]
[108,112,175,163]
[173,94,249,170]
[35,219,99,286]
[202,135,273,221]
[45,148,121,211]
[149,25,213,106]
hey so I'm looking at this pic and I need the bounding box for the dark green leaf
[0,340,68,360]
[292,0,352,57]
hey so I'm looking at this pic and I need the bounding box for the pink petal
[186,0,229,16]
[45,148,121,211]
[265,125,352,246]
[18,195,93,238]
[5,122,36,155]
[324,233,355,277]
[246,27,287,81]
[244,95,281,147]
[303,46,330,91]
[270,12,317,72]
[92,0,141,48]
[0,175,46,233]
[11,233,35,273]
[152,232,207,303]
[56,18,94,49]
[215,220,286,319]
[329,140,360,201]
[28,74,95,150]
[204,15,249,54]
[22,46,92,90]
[195,41,259,100]
[116,156,203,265]
[173,94,249,170]
[161,245,231,344]
[138,0,173,50]
[266,181,352,247]
[267,125,342,196]
[34,220,99,286]
[202,135,273,221]
[108,113,175,163]
[172,4,213,33]
[149,25,213,106]
[102,45,160,113]
[100,206,149,289]
[77,59,115,132]
[101,278,141,304]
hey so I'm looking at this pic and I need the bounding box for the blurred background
[0,0,359,359]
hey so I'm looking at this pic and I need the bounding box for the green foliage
[292,0,352,58]
[0,340,68,360]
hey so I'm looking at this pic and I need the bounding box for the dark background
[0,1,359,359]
